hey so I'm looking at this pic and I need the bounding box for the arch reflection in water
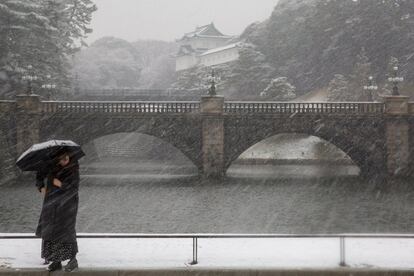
[227,133,360,179]
[79,132,198,178]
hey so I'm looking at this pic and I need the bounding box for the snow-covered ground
[1,235,414,270]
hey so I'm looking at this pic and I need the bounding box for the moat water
[1,162,413,234]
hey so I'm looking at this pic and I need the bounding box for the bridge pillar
[16,94,42,156]
[384,96,411,176]
[201,96,225,178]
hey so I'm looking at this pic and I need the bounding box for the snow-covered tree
[261,77,296,101]
[381,56,400,97]
[224,44,275,99]
[138,54,176,89]
[171,65,211,91]
[0,0,52,97]
[0,0,96,98]
[71,38,178,91]
[349,47,373,101]
[71,37,142,89]
[327,74,352,102]
[245,0,414,96]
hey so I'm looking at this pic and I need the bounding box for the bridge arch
[39,114,203,171]
[227,133,360,177]
[224,117,387,177]
[80,132,198,172]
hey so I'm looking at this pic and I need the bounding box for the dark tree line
[244,0,414,99]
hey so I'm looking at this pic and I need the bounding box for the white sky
[87,0,279,42]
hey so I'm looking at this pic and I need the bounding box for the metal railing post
[190,237,198,265]
[339,236,346,266]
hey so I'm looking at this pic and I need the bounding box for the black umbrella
[16,140,85,171]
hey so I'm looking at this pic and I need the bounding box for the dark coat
[35,161,80,243]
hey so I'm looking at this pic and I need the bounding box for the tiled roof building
[176,23,240,71]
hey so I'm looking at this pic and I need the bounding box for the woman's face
[58,154,70,167]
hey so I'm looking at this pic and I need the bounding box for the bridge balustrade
[37,101,387,114]
[224,102,385,114]
[41,101,201,114]
[38,101,388,115]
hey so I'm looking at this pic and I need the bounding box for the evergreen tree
[261,77,296,101]
[381,56,400,96]
[139,55,176,89]
[349,47,373,101]
[327,74,351,101]
[71,37,142,89]
[0,0,53,97]
[245,0,414,96]
[171,65,210,91]
[0,0,96,98]
[225,44,275,99]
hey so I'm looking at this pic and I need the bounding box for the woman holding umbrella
[35,149,80,272]
[17,140,84,272]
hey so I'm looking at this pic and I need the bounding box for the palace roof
[178,23,232,41]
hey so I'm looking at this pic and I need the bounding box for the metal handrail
[1,233,413,266]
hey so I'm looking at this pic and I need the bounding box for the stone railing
[0,100,16,113]
[224,102,385,114]
[6,99,414,115]
[41,101,200,114]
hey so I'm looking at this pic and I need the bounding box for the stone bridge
[1,94,413,179]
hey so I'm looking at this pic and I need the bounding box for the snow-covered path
[1,234,414,270]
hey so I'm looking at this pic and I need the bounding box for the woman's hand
[40,187,46,196]
[53,178,62,188]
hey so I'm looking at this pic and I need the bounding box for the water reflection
[228,164,359,179]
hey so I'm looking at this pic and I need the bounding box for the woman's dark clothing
[35,161,80,262]
[42,240,78,262]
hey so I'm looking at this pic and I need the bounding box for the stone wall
[385,118,410,175]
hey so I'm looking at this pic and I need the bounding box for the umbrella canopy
[16,140,85,171]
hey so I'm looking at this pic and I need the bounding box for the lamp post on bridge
[41,75,57,100]
[21,65,39,95]
[201,69,225,178]
[388,66,404,96]
[207,69,220,96]
[363,76,378,102]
